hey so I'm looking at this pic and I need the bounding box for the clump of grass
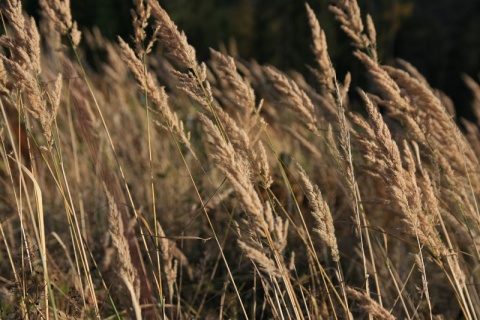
[1,0,480,319]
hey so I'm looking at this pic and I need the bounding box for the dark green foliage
[20,0,480,115]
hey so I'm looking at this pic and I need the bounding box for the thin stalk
[170,131,250,319]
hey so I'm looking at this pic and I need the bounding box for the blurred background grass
[22,0,480,119]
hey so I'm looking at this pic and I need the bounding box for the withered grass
[1,0,480,319]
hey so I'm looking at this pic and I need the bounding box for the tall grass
[1,0,480,318]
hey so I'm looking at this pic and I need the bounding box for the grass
[1,0,480,319]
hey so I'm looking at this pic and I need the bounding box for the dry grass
[1,0,480,319]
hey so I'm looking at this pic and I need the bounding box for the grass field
[1,0,480,319]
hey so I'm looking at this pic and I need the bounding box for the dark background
[22,0,480,119]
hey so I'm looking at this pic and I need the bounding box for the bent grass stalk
[256,111,347,317]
